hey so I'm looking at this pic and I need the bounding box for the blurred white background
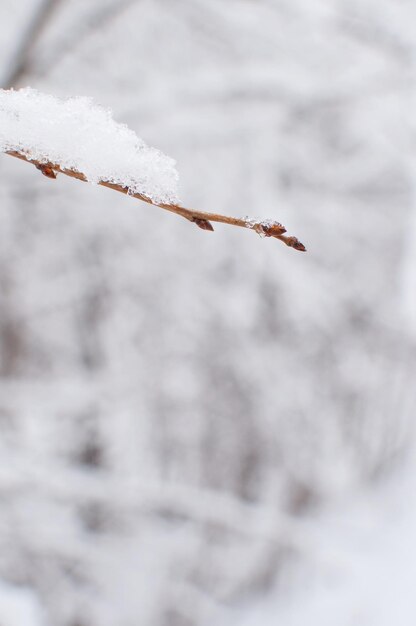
[0,1,415,625]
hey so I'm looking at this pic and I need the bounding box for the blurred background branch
[2,0,62,88]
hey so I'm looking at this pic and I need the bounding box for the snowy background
[0,1,415,625]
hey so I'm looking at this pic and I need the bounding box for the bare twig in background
[6,151,306,251]
[2,0,62,88]
[2,0,137,88]
[35,0,138,80]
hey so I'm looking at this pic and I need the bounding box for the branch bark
[6,151,306,251]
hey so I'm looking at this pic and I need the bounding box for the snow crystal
[0,88,179,205]
[244,216,259,229]
[244,216,283,237]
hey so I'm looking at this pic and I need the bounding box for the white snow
[0,87,179,204]
[217,450,416,626]
[0,581,45,626]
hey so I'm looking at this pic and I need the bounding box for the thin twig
[6,151,306,251]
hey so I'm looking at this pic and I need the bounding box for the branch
[6,151,306,251]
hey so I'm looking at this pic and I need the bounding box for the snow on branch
[0,88,305,251]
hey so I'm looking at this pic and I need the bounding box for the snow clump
[0,87,179,204]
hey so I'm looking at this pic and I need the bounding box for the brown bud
[262,222,287,237]
[35,163,57,179]
[192,218,214,231]
[286,236,306,252]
